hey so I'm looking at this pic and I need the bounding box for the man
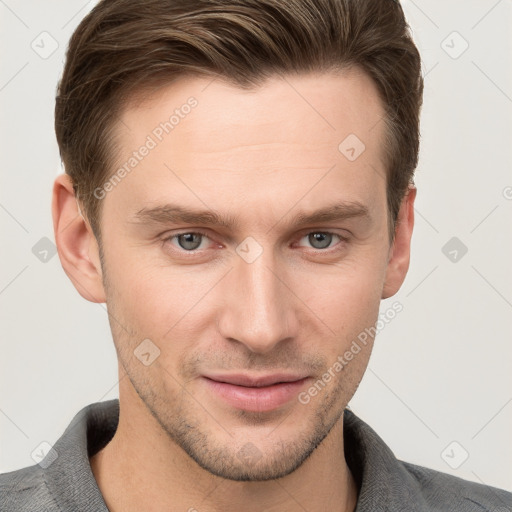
[1,0,511,510]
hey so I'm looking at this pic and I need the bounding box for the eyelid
[162,229,216,250]
[295,228,350,241]
[294,230,349,251]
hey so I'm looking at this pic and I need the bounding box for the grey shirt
[1,399,511,511]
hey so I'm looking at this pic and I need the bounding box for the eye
[297,231,345,251]
[165,231,211,251]
[162,230,347,255]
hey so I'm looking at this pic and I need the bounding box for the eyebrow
[131,201,370,231]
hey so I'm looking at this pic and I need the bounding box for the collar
[44,399,427,511]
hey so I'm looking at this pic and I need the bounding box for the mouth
[203,372,309,387]
[201,373,310,412]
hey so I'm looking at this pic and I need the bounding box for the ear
[381,185,416,299]
[52,173,106,303]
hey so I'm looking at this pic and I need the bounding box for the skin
[52,67,415,512]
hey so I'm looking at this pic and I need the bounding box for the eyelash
[161,230,348,257]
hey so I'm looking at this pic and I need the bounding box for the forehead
[120,67,385,155]
[104,68,388,228]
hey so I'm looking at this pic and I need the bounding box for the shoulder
[0,463,60,512]
[343,408,511,510]
[0,400,118,512]
[402,459,512,511]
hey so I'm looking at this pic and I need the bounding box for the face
[66,69,413,481]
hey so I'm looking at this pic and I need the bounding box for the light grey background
[1,0,511,493]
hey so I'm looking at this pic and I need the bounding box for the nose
[217,244,298,354]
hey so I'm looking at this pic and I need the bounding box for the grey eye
[176,233,204,251]
[307,232,334,249]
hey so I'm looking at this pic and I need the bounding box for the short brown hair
[55,0,423,244]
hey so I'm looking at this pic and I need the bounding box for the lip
[201,373,310,412]
[202,372,309,387]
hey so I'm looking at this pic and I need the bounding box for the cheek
[297,253,387,324]
[288,254,388,377]
[105,250,220,340]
